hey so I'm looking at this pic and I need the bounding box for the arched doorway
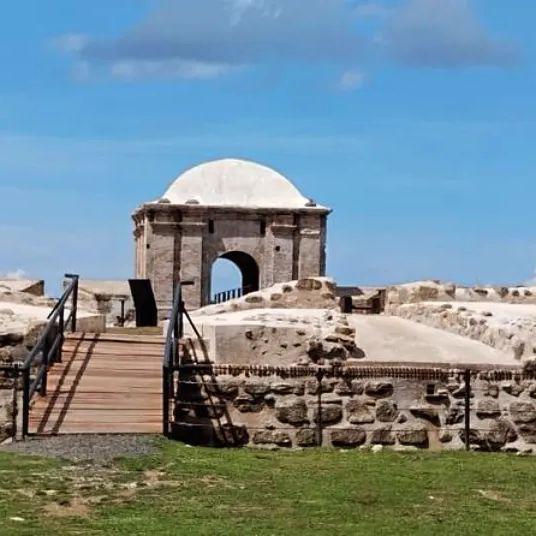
[210,251,260,304]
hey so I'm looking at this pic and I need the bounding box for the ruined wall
[389,302,536,361]
[386,280,536,306]
[172,365,536,453]
[0,367,16,442]
[133,204,329,312]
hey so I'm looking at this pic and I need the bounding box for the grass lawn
[1,439,535,535]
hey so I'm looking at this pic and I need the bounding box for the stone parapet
[171,363,536,453]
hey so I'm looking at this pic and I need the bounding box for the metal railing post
[40,336,49,397]
[163,366,169,437]
[71,275,79,332]
[22,368,30,438]
[58,307,64,364]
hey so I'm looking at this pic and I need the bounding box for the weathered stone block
[334,380,353,396]
[271,381,294,395]
[397,425,428,447]
[205,375,240,399]
[296,278,323,291]
[252,430,292,447]
[476,399,501,419]
[370,426,395,445]
[510,402,536,423]
[331,429,366,448]
[313,405,342,425]
[351,380,364,395]
[502,382,525,397]
[275,398,308,425]
[376,400,399,422]
[445,405,464,425]
[233,395,264,413]
[364,382,393,398]
[296,428,318,447]
[460,419,517,450]
[346,400,375,424]
[244,379,271,397]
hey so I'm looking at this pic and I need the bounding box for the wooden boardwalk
[29,333,165,435]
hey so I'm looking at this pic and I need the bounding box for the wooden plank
[29,332,166,435]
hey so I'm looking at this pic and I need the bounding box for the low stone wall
[194,277,337,316]
[185,309,361,367]
[0,366,17,442]
[172,364,536,453]
[386,280,536,306]
[74,280,134,326]
[389,302,536,361]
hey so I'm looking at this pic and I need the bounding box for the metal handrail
[162,280,194,436]
[211,285,254,304]
[20,274,79,438]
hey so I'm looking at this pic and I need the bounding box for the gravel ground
[0,434,159,462]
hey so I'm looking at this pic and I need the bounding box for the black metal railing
[163,280,199,436]
[20,274,79,438]
[211,285,254,305]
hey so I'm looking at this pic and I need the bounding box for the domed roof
[161,158,322,209]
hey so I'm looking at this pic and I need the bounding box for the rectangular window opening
[208,219,215,234]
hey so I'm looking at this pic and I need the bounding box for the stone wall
[172,364,536,453]
[132,203,329,312]
[74,280,134,327]
[386,280,536,306]
[389,302,536,361]
[0,367,16,442]
[193,277,338,317]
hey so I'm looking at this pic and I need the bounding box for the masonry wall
[133,204,329,312]
[0,368,16,442]
[172,365,536,453]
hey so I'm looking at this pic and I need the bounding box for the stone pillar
[178,220,206,310]
[297,215,324,278]
[270,219,297,285]
[150,220,181,317]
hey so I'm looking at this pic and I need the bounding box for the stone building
[132,158,330,313]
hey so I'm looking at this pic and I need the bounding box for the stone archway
[210,251,260,303]
[133,158,330,314]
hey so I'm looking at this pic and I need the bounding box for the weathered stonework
[171,364,536,453]
[132,159,330,314]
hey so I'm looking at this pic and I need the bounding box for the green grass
[1,440,536,535]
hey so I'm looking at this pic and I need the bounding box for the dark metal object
[340,296,353,314]
[163,280,194,436]
[211,284,254,305]
[128,279,158,327]
[119,298,126,327]
[464,369,471,451]
[21,274,79,438]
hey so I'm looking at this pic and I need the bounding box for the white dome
[162,158,321,209]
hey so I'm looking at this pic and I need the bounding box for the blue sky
[1,0,536,296]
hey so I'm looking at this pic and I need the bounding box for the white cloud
[55,0,519,83]
[109,59,236,81]
[0,268,28,280]
[337,69,366,91]
[52,33,90,54]
[383,0,518,67]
